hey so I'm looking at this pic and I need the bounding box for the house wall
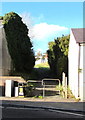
[0,27,2,76]
[79,44,85,101]
[83,45,85,101]
[68,30,79,98]
[0,27,11,76]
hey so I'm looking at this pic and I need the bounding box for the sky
[1,2,83,54]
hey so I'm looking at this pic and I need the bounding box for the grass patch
[10,62,57,81]
[67,87,75,98]
[34,62,50,68]
[33,95,43,99]
[56,85,63,92]
[29,62,54,80]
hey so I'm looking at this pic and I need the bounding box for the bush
[24,83,35,97]
[47,35,70,80]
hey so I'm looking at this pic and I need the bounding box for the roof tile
[71,28,85,43]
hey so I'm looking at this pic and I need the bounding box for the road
[0,105,84,119]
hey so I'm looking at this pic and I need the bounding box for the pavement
[0,96,85,113]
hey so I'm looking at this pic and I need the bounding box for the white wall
[35,57,48,65]
[68,30,79,98]
[79,44,85,101]
[83,45,85,101]
[5,80,14,97]
[0,27,2,75]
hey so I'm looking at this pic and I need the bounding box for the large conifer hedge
[2,12,35,73]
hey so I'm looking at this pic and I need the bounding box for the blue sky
[1,2,83,53]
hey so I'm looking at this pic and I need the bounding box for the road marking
[3,106,85,117]
[0,106,4,109]
[5,107,19,109]
[5,106,44,111]
[49,109,85,117]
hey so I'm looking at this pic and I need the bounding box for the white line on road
[5,107,19,109]
[5,106,44,111]
[49,109,84,117]
[0,106,4,109]
[3,106,85,117]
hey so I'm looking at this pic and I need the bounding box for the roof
[71,28,85,43]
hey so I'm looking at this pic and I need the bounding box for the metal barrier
[42,78,61,97]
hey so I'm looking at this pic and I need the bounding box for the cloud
[20,12,68,40]
[29,23,69,40]
[20,12,45,39]
[20,12,33,28]
[32,14,45,24]
[20,13,69,53]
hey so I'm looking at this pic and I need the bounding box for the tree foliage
[0,16,3,20]
[3,12,35,73]
[47,35,70,80]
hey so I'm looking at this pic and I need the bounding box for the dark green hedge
[47,35,70,80]
[3,12,35,73]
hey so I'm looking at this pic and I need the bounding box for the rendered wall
[83,45,85,101]
[0,26,11,76]
[68,30,79,98]
[0,22,2,75]
[79,44,85,101]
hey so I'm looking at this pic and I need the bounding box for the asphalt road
[0,105,84,119]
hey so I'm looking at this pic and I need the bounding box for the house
[35,53,48,65]
[69,28,85,101]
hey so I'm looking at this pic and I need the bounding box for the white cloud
[20,13,45,39]
[20,13,68,40]
[20,13,69,52]
[32,14,44,23]
[20,12,33,28]
[29,23,68,40]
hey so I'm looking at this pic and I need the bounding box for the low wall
[0,76,26,86]
[0,76,26,96]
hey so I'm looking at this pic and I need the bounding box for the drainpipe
[78,43,81,97]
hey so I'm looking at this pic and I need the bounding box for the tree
[0,16,3,20]
[3,12,35,73]
[47,35,70,80]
